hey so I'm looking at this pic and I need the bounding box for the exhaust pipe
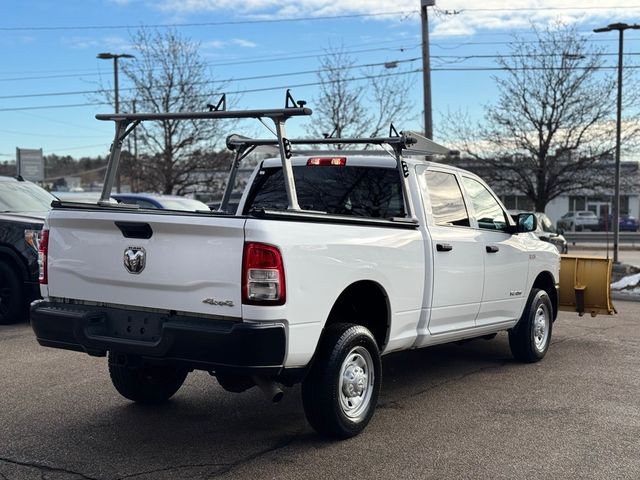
[252,376,284,403]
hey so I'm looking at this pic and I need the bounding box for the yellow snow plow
[559,255,616,316]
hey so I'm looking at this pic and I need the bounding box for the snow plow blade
[559,255,616,316]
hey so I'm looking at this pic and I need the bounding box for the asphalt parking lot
[1,302,638,480]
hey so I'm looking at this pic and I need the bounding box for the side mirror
[517,213,537,233]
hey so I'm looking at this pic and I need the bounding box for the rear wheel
[0,262,24,325]
[509,289,553,363]
[108,353,188,403]
[302,323,381,439]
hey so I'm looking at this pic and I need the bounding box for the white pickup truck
[31,96,560,439]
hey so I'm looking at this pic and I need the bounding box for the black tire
[302,323,381,439]
[0,262,24,325]
[509,288,553,363]
[108,352,188,404]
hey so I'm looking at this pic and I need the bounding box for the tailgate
[45,209,246,318]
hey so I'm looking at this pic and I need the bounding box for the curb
[612,291,640,303]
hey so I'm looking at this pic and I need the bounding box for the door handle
[436,243,453,252]
[486,245,499,253]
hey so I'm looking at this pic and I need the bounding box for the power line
[0,128,103,138]
[0,44,419,83]
[1,63,638,113]
[2,50,638,102]
[0,69,423,112]
[1,5,639,32]
[455,5,640,12]
[0,57,422,100]
[1,34,638,83]
[0,10,416,32]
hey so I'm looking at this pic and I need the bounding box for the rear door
[417,166,484,335]
[460,176,529,326]
[45,209,246,318]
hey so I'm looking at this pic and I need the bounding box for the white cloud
[61,35,130,50]
[156,1,640,37]
[62,36,100,49]
[231,38,257,48]
[202,38,257,49]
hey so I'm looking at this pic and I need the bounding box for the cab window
[421,170,470,227]
[461,177,508,231]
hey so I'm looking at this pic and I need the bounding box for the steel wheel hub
[533,304,550,352]
[338,346,374,421]
[342,364,367,398]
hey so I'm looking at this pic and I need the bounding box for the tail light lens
[38,229,49,284]
[242,242,285,305]
[24,229,41,253]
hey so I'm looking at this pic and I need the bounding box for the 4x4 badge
[124,246,146,274]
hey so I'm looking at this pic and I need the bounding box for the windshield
[537,214,556,233]
[0,181,56,213]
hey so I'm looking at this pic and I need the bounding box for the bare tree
[116,28,230,194]
[442,24,640,211]
[306,46,417,141]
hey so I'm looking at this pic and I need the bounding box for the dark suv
[0,176,55,324]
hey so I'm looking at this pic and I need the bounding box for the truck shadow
[16,333,519,479]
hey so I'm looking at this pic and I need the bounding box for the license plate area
[86,310,166,342]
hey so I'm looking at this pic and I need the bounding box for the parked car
[597,214,639,232]
[510,211,568,254]
[0,176,56,324]
[53,191,104,203]
[207,192,244,214]
[556,211,599,231]
[112,193,210,211]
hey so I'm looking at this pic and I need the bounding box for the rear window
[244,165,405,219]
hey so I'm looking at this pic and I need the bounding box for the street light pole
[593,23,640,263]
[97,52,134,113]
[97,52,134,192]
[421,0,435,140]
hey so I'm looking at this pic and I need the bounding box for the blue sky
[1,1,639,162]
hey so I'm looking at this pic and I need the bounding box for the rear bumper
[30,300,286,374]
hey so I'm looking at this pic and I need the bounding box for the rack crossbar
[96,107,311,123]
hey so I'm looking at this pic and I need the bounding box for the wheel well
[325,281,389,349]
[532,272,558,320]
[0,249,28,282]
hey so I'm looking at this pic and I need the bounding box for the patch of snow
[611,273,640,290]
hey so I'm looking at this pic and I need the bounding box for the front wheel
[108,353,188,404]
[302,323,381,439]
[509,289,553,363]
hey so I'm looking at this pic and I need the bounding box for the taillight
[24,229,41,253]
[242,242,285,305]
[307,157,347,166]
[38,229,49,284]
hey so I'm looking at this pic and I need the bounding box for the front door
[460,176,529,325]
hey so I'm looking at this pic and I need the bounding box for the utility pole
[421,0,435,140]
[593,23,640,263]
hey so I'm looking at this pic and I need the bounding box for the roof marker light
[307,157,347,166]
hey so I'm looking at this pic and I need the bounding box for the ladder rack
[221,131,454,217]
[95,90,454,219]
